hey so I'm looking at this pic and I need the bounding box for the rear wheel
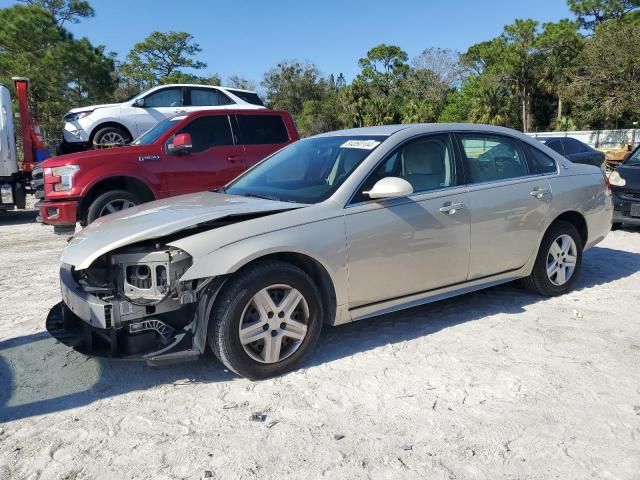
[611,222,622,230]
[208,261,323,379]
[85,189,141,224]
[522,220,583,296]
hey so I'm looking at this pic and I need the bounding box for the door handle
[530,187,551,199]
[439,202,465,215]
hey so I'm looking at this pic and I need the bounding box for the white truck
[0,83,27,211]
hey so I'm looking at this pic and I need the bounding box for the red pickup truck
[34,109,299,233]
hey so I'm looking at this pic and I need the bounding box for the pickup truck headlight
[64,111,93,123]
[50,165,80,191]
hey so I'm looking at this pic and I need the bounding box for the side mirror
[167,133,192,155]
[364,177,413,199]
[133,98,145,108]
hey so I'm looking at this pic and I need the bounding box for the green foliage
[565,21,640,127]
[120,31,207,88]
[0,4,115,126]
[567,0,639,30]
[18,0,94,26]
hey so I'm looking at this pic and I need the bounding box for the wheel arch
[89,121,133,144]
[550,210,588,247]
[205,250,338,326]
[78,175,156,223]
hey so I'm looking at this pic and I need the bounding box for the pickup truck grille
[32,167,44,199]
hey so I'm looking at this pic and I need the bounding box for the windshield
[224,135,387,203]
[624,147,640,166]
[131,116,185,145]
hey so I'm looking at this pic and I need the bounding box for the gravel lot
[1,201,639,480]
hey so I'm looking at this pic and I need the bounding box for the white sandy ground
[0,200,639,480]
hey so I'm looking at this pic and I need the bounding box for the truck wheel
[85,190,141,224]
[207,261,323,379]
[92,126,130,149]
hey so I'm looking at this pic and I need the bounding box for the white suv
[60,84,265,154]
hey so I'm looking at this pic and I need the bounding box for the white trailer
[0,84,26,211]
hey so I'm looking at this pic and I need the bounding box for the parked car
[35,109,298,233]
[51,124,612,379]
[609,144,640,228]
[59,84,265,154]
[537,136,605,170]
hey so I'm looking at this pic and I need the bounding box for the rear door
[234,114,292,167]
[183,87,234,114]
[456,132,552,280]
[164,114,245,195]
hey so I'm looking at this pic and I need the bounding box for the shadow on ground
[1,244,638,423]
[0,209,38,226]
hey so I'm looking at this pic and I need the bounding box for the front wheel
[84,189,141,225]
[208,261,323,379]
[522,220,583,296]
[92,126,130,149]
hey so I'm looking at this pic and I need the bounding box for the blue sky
[2,0,573,84]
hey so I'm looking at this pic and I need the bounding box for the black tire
[92,125,131,149]
[85,189,141,224]
[611,222,622,231]
[522,220,583,297]
[207,261,323,379]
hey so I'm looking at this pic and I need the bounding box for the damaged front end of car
[49,241,223,363]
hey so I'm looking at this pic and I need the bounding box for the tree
[227,75,256,91]
[121,31,206,88]
[564,21,640,127]
[0,4,115,128]
[463,19,542,131]
[567,0,639,30]
[261,60,326,115]
[537,20,584,120]
[18,0,94,27]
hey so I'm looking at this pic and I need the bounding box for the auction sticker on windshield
[340,140,381,150]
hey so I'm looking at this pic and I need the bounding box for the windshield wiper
[242,192,282,201]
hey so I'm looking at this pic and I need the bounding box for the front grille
[31,166,44,198]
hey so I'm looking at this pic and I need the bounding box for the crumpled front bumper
[50,264,202,362]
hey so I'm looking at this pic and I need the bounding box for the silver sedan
[55,124,613,379]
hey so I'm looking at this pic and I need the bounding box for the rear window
[228,90,264,106]
[236,115,289,145]
[525,144,558,174]
[562,138,584,155]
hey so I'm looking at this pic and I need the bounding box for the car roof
[147,84,259,94]
[315,123,533,139]
[181,108,287,118]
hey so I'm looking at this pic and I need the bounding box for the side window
[525,144,558,174]
[144,88,183,107]
[353,134,455,203]
[189,88,233,107]
[562,139,581,155]
[173,116,233,153]
[546,140,564,155]
[459,134,528,183]
[236,115,289,145]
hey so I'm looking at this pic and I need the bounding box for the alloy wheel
[546,234,578,286]
[95,131,126,148]
[98,199,135,217]
[239,284,310,364]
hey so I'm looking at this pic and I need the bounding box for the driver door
[132,87,187,138]
[343,134,470,309]
[164,114,246,195]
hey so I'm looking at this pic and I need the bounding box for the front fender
[172,216,350,308]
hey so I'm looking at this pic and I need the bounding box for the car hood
[614,165,640,190]
[63,192,305,270]
[66,103,121,115]
[44,144,147,166]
